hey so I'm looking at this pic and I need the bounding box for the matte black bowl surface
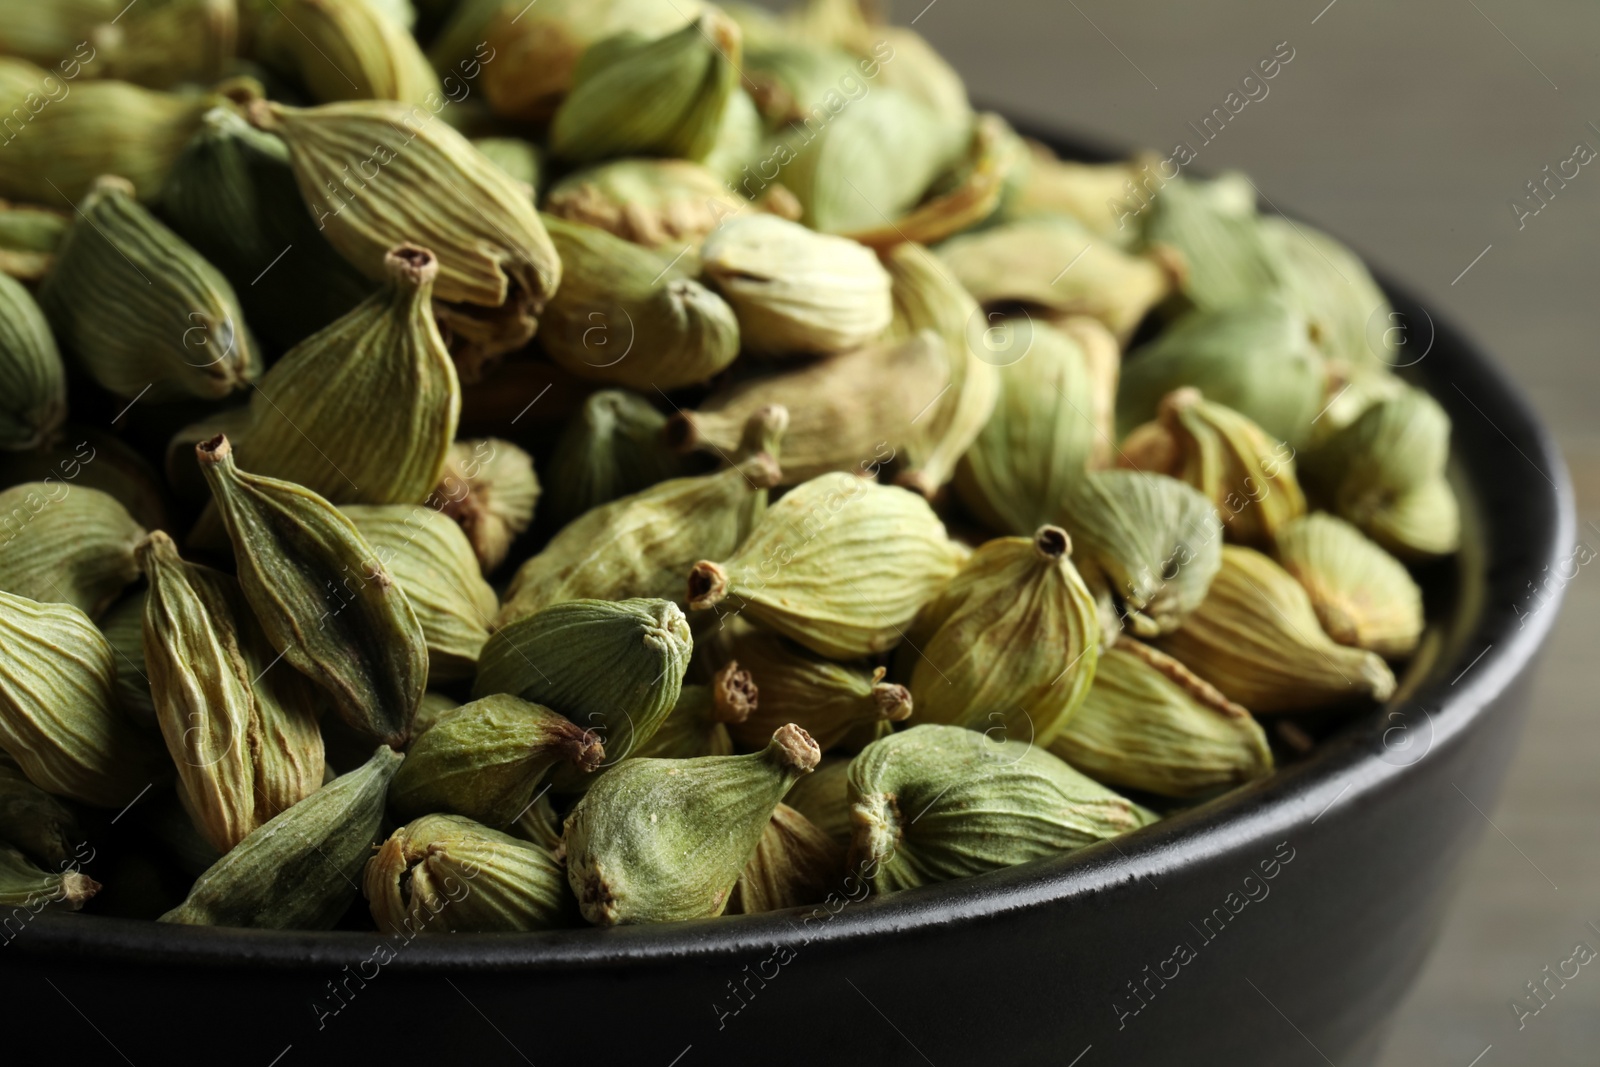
[0,128,1574,1067]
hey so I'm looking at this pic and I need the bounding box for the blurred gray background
[884,0,1597,1063]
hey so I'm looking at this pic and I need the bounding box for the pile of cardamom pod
[0,0,1455,933]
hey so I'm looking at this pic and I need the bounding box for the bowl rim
[13,124,1577,972]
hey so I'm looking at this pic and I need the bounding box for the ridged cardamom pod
[1050,640,1274,798]
[0,483,144,618]
[700,214,892,356]
[938,214,1175,342]
[1008,150,1144,246]
[138,531,325,852]
[1,428,168,532]
[740,39,862,126]
[39,175,257,401]
[545,389,698,528]
[727,803,845,915]
[475,598,692,773]
[161,105,373,352]
[633,661,756,759]
[848,724,1156,893]
[413,691,461,739]
[365,813,573,934]
[666,332,948,486]
[1363,476,1460,561]
[702,83,765,184]
[0,590,164,806]
[550,9,742,163]
[1262,215,1396,372]
[1157,545,1397,712]
[0,198,69,282]
[725,627,911,751]
[1118,295,1326,449]
[196,435,427,747]
[1058,470,1224,638]
[236,246,460,507]
[0,842,98,910]
[783,754,852,845]
[883,241,998,498]
[97,591,155,727]
[537,212,741,390]
[952,317,1102,535]
[253,0,441,106]
[248,99,562,318]
[689,472,962,659]
[563,723,820,925]
[1273,513,1424,660]
[510,789,565,852]
[0,271,66,450]
[160,746,403,929]
[901,526,1099,747]
[418,439,531,573]
[0,0,236,89]
[546,158,755,248]
[0,752,85,867]
[473,136,542,188]
[497,408,783,623]
[1119,387,1307,547]
[1144,173,1284,312]
[342,505,497,683]
[390,695,603,827]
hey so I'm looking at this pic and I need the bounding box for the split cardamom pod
[725,627,912,752]
[0,270,66,450]
[728,803,845,915]
[1273,513,1424,660]
[0,482,145,619]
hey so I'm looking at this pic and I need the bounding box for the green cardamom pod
[391,694,602,827]
[1362,476,1460,561]
[497,408,784,623]
[0,752,85,867]
[160,746,403,929]
[0,841,98,910]
[563,723,820,925]
[702,83,766,185]
[900,526,1099,747]
[850,724,1155,893]
[740,40,862,127]
[413,692,461,739]
[725,627,911,751]
[783,754,852,845]
[1,428,168,532]
[0,0,236,90]
[196,434,427,747]
[688,472,962,659]
[237,246,460,507]
[365,813,573,934]
[432,437,539,575]
[475,598,692,774]
[537,212,741,390]
[1262,215,1396,372]
[473,136,542,189]
[509,789,564,852]
[0,198,69,282]
[97,590,155,728]
[0,590,165,806]
[545,389,698,528]
[546,158,754,248]
[633,661,756,760]
[1274,513,1424,660]
[1144,173,1284,313]
[727,802,845,915]
[1007,149,1145,247]
[1157,545,1397,712]
[0,482,145,618]
[1049,640,1273,798]
[0,270,66,450]
[253,0,441,106]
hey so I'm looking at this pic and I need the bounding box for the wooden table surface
[884,1,1599,1062]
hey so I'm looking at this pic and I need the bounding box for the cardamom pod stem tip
[384,245,439,289]
[1034,525,1071,560]
[711,661,757,725]
[769,723,820,775]
[687,560,729,610]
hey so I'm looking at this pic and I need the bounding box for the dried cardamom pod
[366,813,573,934]
[0,428,168,532]
[253,0,441,106]
[39,175,257,401]
[1274,513,1424,659]
[475,598,692,773]
[97,591,155,727]
[1262,216,1396,371]
[342,505,497,683]
[0,483,144,618]
[740,39,861,126]
[550,9,742,164]
[497,409,783,622]
[545,389,698,527]
[1007,146,1145,246]
[702,83,767,185]
[726,628,911,751]
[0,752,85,867]
[1118,295,1326,449]
[545,158,751,248]
[413,692,461,739]
[633,661,756,760]
[688,472,962,659]
[510,789,565,852]
[0,271,66,450]
[248,99,562,321]
[849,724,1156,893]
[700,214,892,356]
[1157,545,1397,712]
[848,24,972,162]
[160,746,403,929]
[0,842,98,910]
[0,0,236,89]
[937,214,1175,342]
[236,246,460,507]
[728,802,845,914]
[0,590,164,806]
[430,437,539,575]
[563,723,820,925]
[0,199,69,281]
[952,317,1102,536]
[1057,470,1223,638]
[473,136,542,189]
[666,332,948,486]
[390,695,602,827]
[196,434,427,747]
[1119,387,1307,547]
[1049,640,1273,798]
[1363,476,1461,561]
[901,526,1100,747]
[783,754,851,845]
[1144,172,1284,312]
[537,213,741,390]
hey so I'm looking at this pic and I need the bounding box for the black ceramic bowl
[0,129,1574,1067]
